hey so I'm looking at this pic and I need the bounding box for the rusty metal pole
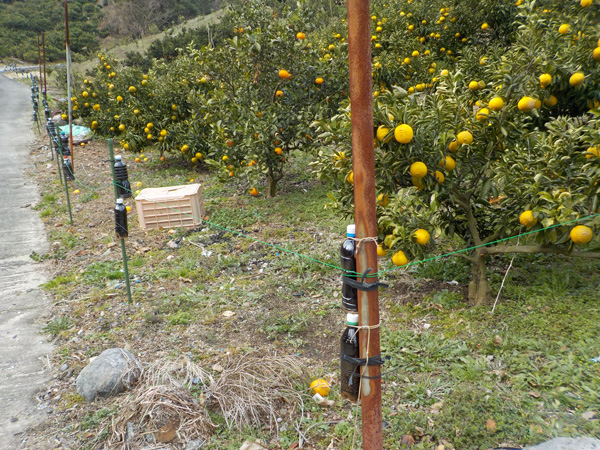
[346,1,383,449]
[64,0,74,170]
[37,36,41,88]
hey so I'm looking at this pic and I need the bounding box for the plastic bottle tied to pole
[114,155,132,199]
[62,156,74,181]
[115,198,128,239]
[340,312,360,403]
[341,223,358,311]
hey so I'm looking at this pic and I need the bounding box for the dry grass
[205,353,305,433]
[109,354,306,449]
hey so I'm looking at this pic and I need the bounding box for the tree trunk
[267,171,277,198]
[468,253,491,306]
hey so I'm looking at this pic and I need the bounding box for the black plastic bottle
[114,155,132,198]
[341,224,358,311]
[340,312,360,402]
[62,156,74,181]
[115,198,128,239]
[60,133,70,156]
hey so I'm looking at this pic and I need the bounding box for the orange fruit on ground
[160,156,165,161]
[250,187,259,196]
[310,379,330,396]
[135,157,141,163]
[570,225,592,244]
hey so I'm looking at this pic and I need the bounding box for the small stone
[582,411,598,421]
[10,417,18,423]
[167,240,180,249]
[60,363,69,371]
[76,348,141,402]
[184,439,205,450]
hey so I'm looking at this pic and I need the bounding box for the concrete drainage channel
[0,73,53,447]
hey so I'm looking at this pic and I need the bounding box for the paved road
[0,74,52,447]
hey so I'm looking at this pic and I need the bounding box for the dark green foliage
[0,0,101,62]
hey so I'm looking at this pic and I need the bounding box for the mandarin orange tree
[188,0,349,196]
[313,0,600,305]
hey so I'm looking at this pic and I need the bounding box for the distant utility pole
[346,0,384,448]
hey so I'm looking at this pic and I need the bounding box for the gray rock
[167,240,180,249]
[60,363,69,372]
[76,348,141,402]
[524,438,600,450]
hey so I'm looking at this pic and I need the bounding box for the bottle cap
[346,224,356,237]
[346,313,359,326]
[63,156,69,160]
[115,155,122,160]
[117,198,124,204]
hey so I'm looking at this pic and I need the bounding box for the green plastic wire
[111,180,600,278]
[52,148,600,279]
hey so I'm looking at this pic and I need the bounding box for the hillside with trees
[0,0,221,63]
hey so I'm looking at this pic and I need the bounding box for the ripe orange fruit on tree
[315,77,324,85]
[394,124,414,143]
[296,32,306,40]
[278,69,291,79]
[456,130,473,145]
[569,72,585,86]
[438,155,456,171]
[410,161,428,178]
[275,147,283,155]
[276,90,284,97]
[518,96,536,112]
[570,225,592,244]
[539,73,552,88]
[585,147,599,159]
[489,97,504,111]
[376,244,387,257]
[377,126,392,143]
[392,250,408,266]
[519,210,537,227]
[413,229,430,245]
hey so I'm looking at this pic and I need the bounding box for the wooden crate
[135,184,203,230]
